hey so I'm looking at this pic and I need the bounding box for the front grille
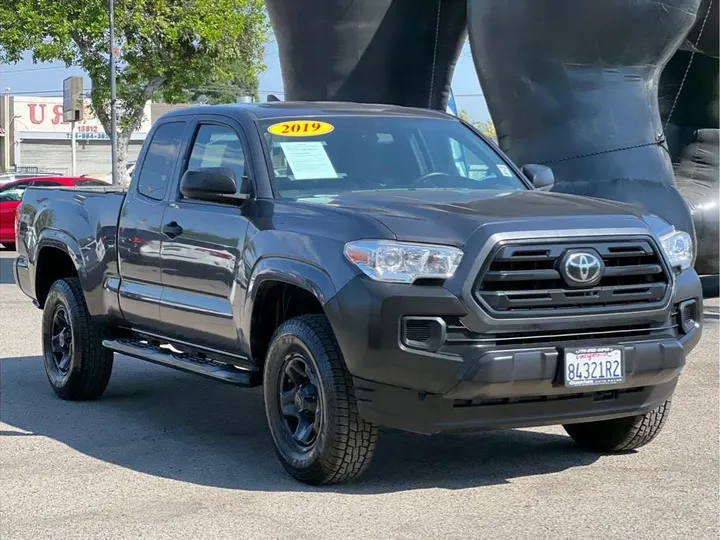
[475,237,671,317]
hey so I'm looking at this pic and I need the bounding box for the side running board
[102,338,261,387]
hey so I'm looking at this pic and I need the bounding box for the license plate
[564,347,624,387]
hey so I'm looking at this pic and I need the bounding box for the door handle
[162,221,183,238]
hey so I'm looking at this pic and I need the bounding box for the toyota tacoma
[13,102,703,485]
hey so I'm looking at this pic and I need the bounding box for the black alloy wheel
[41,278,114,400]
[49,306,73,374]
[278,353,323,449]
[262,314,378,485]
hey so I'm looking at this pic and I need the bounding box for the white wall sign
[13,96,151,141]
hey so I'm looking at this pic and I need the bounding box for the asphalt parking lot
[1,248,718,540]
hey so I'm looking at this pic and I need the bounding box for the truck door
[117,120,187,329]
[157,119,251,353]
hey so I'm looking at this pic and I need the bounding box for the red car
[0,176,106,249]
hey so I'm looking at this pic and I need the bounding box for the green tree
[0,0,269,185]
[459,108,497,140]
[179,59,261,105]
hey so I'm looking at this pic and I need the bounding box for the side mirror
[521,164,555,191]
[179,167,250,205]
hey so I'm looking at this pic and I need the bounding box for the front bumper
[354,379,679,435]
[326,269,702,435]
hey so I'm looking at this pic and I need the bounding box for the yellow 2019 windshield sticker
[267,120,334,137]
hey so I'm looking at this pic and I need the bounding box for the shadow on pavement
[0,354,601,494]
[704,306,719,322]
[701,275,719,299]
[0,254,16,284]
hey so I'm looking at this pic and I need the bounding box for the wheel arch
[245,257,338,367]
[34,234,84,308]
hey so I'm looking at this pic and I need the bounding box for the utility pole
[1,90,10,172]
[70,120,77,175]
[0,61,9,172]
[109,0,119,186]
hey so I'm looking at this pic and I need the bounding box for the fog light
[401,317,447,351]
[678,300,698,334]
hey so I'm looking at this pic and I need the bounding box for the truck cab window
[136,121,186,201]
[185,124,246,186]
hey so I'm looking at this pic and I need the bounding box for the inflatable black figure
[266,0,718,275]
[659,0,718,275]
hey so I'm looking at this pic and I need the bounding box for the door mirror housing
[179,167,250,205]
[521,164,555,191]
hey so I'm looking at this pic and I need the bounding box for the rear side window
[0,181,31,202]
[0,189,23,202]
[186,124,247,183]
[0,181,30,192]
[136,121,186,200]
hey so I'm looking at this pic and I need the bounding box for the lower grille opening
[443,314,678,347]
[678,300,698,334]
[405,320,432,342]
[453,387,645,408]
[401,317,447,351]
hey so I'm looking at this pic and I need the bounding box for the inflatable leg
[266,0,467,110]
[659,0,719,275]
[467,0,701,239]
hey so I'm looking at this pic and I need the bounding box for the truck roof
[160,101,456,122]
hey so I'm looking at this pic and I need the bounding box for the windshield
[259,116,527,198]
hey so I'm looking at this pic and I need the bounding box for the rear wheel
[42,278,114,400]
[263,314,378,485]
[563,400,671,452]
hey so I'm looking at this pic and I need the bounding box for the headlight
[660,230,693,270]
[344,240,463,283]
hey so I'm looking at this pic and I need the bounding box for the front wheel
[563,400,671,452]
[263,314,378,485]
[42,278,114,400]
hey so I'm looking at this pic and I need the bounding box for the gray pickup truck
[14,102,703,485]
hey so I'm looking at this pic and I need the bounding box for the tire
[41,278,114,400]
[263,314,378,485]
[563,400,671,452]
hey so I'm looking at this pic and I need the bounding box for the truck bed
[14,185,128,318]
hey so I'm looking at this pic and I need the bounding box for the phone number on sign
[65,132,110,140]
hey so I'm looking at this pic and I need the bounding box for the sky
[0,38,491,122]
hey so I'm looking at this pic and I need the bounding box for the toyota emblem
[561,251,604,287]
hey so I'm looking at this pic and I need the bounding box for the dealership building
[0,95,184,177]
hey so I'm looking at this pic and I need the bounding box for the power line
[6,89,66,95]
[7,86,481,99]
[10,88,476,97]
[2,65,71,74]
[8,87,287,96]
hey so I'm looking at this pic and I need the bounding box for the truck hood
[295,189,651,245]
